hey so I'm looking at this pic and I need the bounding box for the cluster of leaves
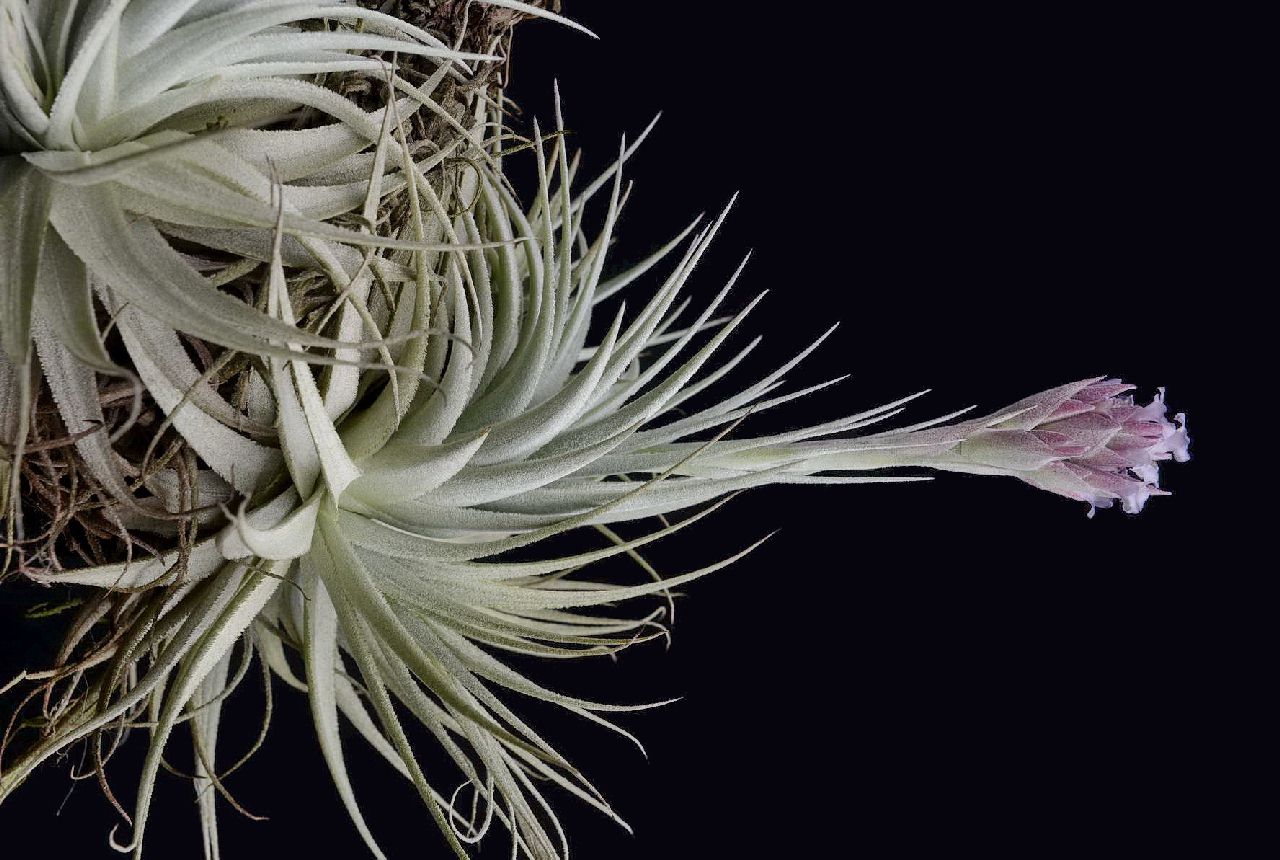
[0,3,1136,859]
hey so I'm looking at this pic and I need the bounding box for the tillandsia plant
[0,2,1191,858]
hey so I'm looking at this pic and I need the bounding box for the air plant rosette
[0,2,1190,858]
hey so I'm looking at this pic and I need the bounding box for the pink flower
[947,378,1190,514]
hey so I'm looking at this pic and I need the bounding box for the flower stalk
[734,378,1190,515]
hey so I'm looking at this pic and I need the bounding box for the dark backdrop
[1,4,1237,858]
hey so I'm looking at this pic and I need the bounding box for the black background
[1,4,1242,858]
